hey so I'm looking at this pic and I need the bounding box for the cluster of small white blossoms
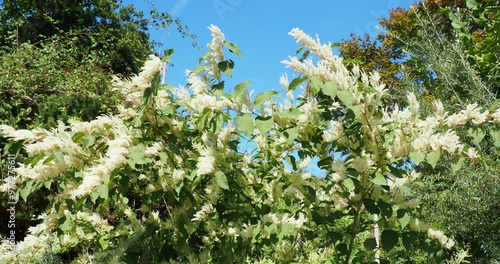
[384,93,500,159]
[427,228,455,250]
[0,117,132,261]
[297,98,319,129]
[283,29,358,94]
[261,212,307,229]
[193,141,217,176]
[191,203,216,222]
[171,26,243,115]
[328,159,347,183]
[112,54,162,108]
[322,120,343,142]
[0,122,81,186]
[0,212,61,261]
[206,24,225,81]
[70,116,132,198]
[0,126,48,142]
[217,122,237,149]
[281,28,500,164]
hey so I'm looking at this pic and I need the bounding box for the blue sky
[124,0,417,95]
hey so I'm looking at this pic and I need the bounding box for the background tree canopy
[1,0,151,76]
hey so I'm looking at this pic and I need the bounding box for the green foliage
[0,25,498,264]
[0,0,173,76]
[0,39,121,129]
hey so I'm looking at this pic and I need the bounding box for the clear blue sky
[124,0,417,95]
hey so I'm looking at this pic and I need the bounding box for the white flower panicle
[299,156,312,170]
[217,123,236,147]
[71,116,132,198]
[322,120,343,142]
[188,93,233,113]
[262,212,307,229]
[144,142,163,157]
[288,28,336,63]
[191,203,215,222]
[208,24,225,61]
[279,73,290,91]
[186,70,208,94]
[297,99,319,126]
[112,55,162,108]
[0,125,48,142]
[427,228,455,250]
[196,145,216,176]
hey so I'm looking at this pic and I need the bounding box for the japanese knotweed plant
[1,25,499,263]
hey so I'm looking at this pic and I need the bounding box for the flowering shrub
[1,25,499,263]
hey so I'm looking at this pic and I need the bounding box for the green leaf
[491,129,500,147]
[343,178,355,190]
[54,150,65,165]
[128,144,146,165]
[363,198,380,214]
[371,171,387,186]
[99,237,109,250]
[452,21,466,29]
[381,230,399,251]
[215,171,229,190]
[280,108,300,119]
[402,232,418,250]
[337,90,354,105]
[397,209,410,229]
[255,116,273,135]
[378,200,393,218]
[285,155,297,170]
[223,40,242,58]
[349,105,363,116]
[426,151,440,169]
[254,91,278,106]
[278,223,294,241]
[96,184,109,199]
[59,216,72,232]
[212,81,225,93]
[235,114,254,136]
[85,135,96,148]
[283,127,299,143]
[252,227,261,243]
[317,157,333,170]
[288,76,307,91]
[232,80,251,100]
[468,127,485,147]
[20,180,33,201]
[71,132,85,142]
[321,81,338,98]
[409,152,426,165]
[451,158,464,175]
[309,74,323,88]
[466,0,478,9]
[218,60,234,78]
[264,223,277,234]
[364,238,377,251]
[163,48,174,63]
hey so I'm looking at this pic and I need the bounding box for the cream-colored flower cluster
[112,55,162,108]
[261,212,307,229]
[70,116,132,198]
